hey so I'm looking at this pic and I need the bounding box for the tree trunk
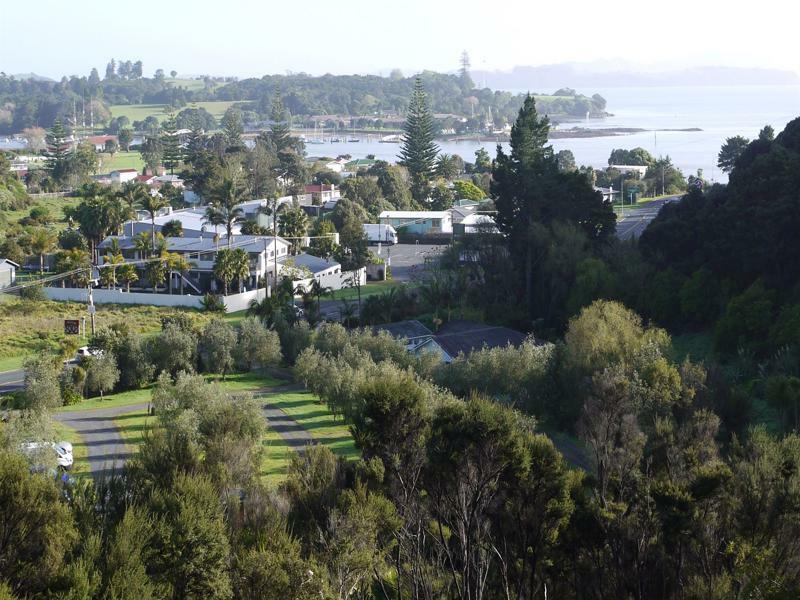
[39,253,44,275]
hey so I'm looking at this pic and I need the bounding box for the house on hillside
[0,259,19,289]
[305,184,341,205]
[374,319,533,363]
[453,213,498,236]
[379,210,453,235]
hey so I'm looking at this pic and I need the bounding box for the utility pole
[87,281,96,337]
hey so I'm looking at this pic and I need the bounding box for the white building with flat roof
[378,210,452,234]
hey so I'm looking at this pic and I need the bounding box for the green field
[0,297,209,368]
[164,78,213,92]
[97,151,144,172]
[110,100,242,124]
[0,195,80,229]
[329,280,414,302]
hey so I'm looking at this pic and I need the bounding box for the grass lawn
[110,101,242,124]
[52,420,90,478]
[0,355,25,373]
[266,391,359,462]
[0,297,209,367]
[164,78,214,92]
[329,280,414,302]
[97,151,144,172]
[1,195,80,229]
[57,387,152,413]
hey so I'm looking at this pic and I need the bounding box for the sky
[2,0,798,79]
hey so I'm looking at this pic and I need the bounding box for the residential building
[453,213,499,236]
[86,135,118,151]
[375,319,532,363]
[378,210,453,234]
[98,234,292,294]
[344,158,377,173]
[282,253,344,292]
[126,207,244,239]
[610,165,648,178]
[0,259,19,289]
[304,184,341,205]
[110,168,139,184]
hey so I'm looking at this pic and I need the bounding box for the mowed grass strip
[265,391,359,461]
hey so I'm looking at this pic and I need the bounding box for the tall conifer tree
[399,77,439,204]
[161,114,183,174]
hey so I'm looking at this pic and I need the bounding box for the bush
[200,293,226,313]
[20,285,46,302]
[714,280,774,357]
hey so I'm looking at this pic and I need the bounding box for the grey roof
[432,320,529,358]
[0,258,20,268]
[279,253,340,275]
[98,235,289,253]
[373,320,433,341]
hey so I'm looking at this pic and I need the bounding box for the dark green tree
[45,119,71,185]
[399,77,439,204]
[717,135,750,173]
[161,114,183,174]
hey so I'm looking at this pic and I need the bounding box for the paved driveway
[56,402,148,478]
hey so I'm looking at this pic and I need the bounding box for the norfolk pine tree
[399,77,439,204]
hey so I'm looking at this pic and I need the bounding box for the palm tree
[118,182,150,235]
[230,248,251,293]
[133,232,153,259]
[145,253,167,294]
[53,248,92,288]
[213,249,234,296]
[118,263,138,292]
[168,253,195,295]
[278,205,308,255]
[100,252,125,289]
[308,278,333,312]
[208,175,246,247]
[28,228,57,274]
[140,193,169,248]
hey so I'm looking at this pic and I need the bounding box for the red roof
[136,175,156,183]
[87,135,117,144]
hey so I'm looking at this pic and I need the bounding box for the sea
[307,85,800,183]
[2,86,797,183]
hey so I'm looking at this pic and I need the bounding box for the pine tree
[399,77,439,204]
[161,114,183,174]
[459,50,474,91]
[45,119,71,185]
[268,93,291,153]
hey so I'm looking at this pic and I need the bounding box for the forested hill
[0,67,607,134]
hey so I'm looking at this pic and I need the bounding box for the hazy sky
[2,0,797,79]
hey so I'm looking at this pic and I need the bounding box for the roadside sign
[64,319,80,335]
[627,186,639,193]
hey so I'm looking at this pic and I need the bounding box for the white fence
[43,287,267,313]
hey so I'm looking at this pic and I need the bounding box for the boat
[348,137,361,143]
[378,134,401,143]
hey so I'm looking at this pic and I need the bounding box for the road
[54,384,312,478]
[615,196,681,241]
[374,243,444,281]
[0,369,24,394]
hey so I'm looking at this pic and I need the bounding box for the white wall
[43,287,267,313]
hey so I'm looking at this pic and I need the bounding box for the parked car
[75,346,102,359]
[20,440,74,470]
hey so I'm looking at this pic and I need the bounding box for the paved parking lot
[371,243,447,280]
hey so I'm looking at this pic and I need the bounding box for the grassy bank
[0,297,209,368]
[110,100,241,124]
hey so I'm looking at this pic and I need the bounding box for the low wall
[43,287,266,313]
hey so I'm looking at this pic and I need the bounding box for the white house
[0,259,19,289]
[378,210,453,234]
[610,165,648,178]
[126,207,244,239]
[110,169,139,184]
[324,159,348,173]
[455,213,499,235]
